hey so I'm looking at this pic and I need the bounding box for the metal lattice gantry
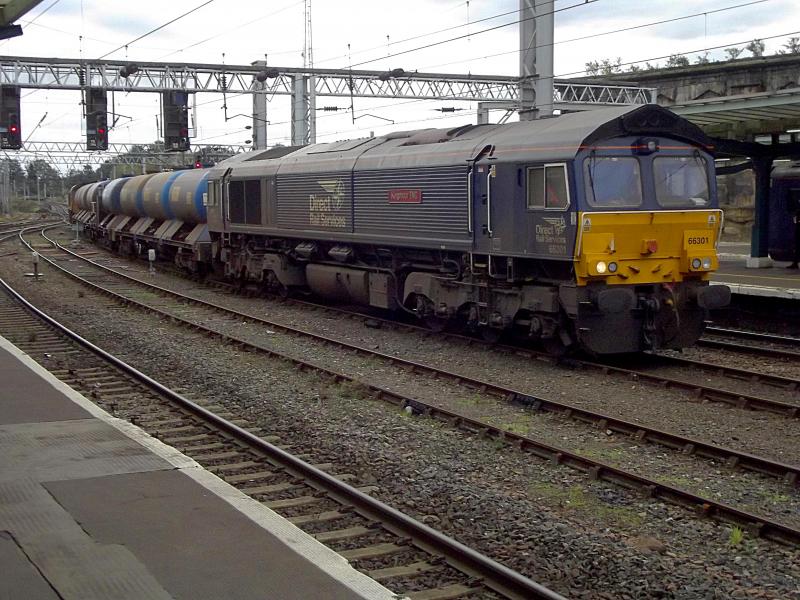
[0,55,655,103]
[0,141,245,170]
[0,55,519,100]
[554,82,656,109]
[0,55,657,147]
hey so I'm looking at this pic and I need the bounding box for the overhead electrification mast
[519,0,554,120]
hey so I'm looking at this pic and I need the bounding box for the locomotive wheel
[542,335,569,357]
[424,314,449,332]
[480,326,503,344]
[412,294,449,332]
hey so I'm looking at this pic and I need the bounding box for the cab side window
[227,179,263,225]
[527,164,569,210]
[228,181,245,222]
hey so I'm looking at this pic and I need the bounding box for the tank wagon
[70,169,212,269]
[71,104,731,354]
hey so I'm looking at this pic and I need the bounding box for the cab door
[469,145,495,255]
[523,162,575,259]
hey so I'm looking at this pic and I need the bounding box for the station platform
[0,335,395,600]
[712,241,800,299]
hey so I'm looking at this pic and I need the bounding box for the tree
[25,159,61,198]
[746,39,765,57]
[64,165,98,190]
[3,159,25,189]
[695,53,710,65]
[585,57,622,76]
[666,54,690,68]
[196,144,236,166]
[724,47,743,61]
[780,37,800,54]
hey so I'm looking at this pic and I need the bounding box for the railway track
[14,224,800,547]
[199,273,800,418]
[0,230,563,600]
[55,226,800,418]
[156,269,800,420]
[699,327,800,360]
[216,283,800,419]
[0,218,54,233]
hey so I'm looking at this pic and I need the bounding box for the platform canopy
[670,87,800,138]
[0,0,43,39]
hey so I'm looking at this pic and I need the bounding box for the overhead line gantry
[0,55,656,147]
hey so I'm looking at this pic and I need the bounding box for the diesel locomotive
[70,103,731,354]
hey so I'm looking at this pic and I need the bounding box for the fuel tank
[167,169,209,224]
[141,171,184,221]
[104,170,208,224]
[101,177,128,214]
[74,182,103,211]
[118,174,157,218]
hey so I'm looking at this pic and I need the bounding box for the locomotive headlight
[596,261,607,274]
[691,257,702,270]
[702,257,712,270]
[608,262,618,273]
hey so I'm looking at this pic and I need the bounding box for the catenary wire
[315,0,574,65]
[347,0,598,68]
[98,0,219,60]
[154,0,305,61]
[416,0,775,72]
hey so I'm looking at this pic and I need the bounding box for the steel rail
[698,337,800,360]
[205,280,800,418]
[705,327,800,347]
[277,294,800,416]
[581,353,800,417]
[2,230,565,600]
[110,240,800,417]
[36,227,800,484]
[23,226,800,547]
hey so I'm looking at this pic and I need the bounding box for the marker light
[608,262,618,273]
[596,261,607,274]
[691,258,702,269]
[702,257,712,270]
[9,125,17,133]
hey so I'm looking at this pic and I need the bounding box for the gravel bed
[618,355,800,407]
[673,345,800,381]
[2,238,800,598]
[46,233,800,465]
[36,263,800,525]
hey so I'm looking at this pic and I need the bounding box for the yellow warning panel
[574,210,723,286]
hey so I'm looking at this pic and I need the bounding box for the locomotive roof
[211,104,709,177]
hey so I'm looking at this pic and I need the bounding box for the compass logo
[309,178,346,228]
[316,179,345,211]
[542,216,567,236]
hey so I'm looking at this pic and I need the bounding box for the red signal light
[194,161,202,169]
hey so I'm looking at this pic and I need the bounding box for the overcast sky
[2,0,799,163]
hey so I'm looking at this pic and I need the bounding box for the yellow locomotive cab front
[575,209,724,286]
